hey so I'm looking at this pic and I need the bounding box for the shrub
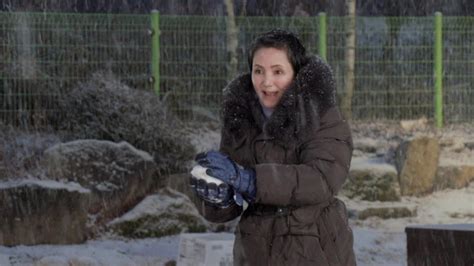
[50,72,195,173]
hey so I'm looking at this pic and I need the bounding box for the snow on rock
[399,117,428,132]
[42,140,155,185]
[0,128,61,181]
[353,137,388,155]
[346,182,474,232]
[345,156,400,202]
[0,179,90,246]
[350,156,397,175]
[108,187,208,238]
[0,179,90,193]
[435,165,474,190]
[41,139,159,225]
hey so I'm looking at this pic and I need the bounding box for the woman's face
[251,47,295,110]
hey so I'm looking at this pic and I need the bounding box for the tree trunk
[341,0,356,120]
[224,0,239,80]
[383,18,401,119]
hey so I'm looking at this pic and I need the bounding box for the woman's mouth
[263,91,278,97]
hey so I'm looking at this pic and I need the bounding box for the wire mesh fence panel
[329,16,435,121]
[235,15,320,64]
[1,12,473,126]
[0,11,151,127]
[159,15,320,120]
[443,16,474,123]
[159,15,228,121]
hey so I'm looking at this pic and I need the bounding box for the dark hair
[247,29,307,73]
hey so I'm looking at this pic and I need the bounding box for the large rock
[109,187,207,238]
[436,138,474,190]
[344,198,418,220]
[0,128,61,181]
[353,138,382,154]
[344,157,400,201]
[41,140,158,224]
[395,137,440,196]
[0,180,90,246]
[435,165,474,190]
[399,117,428,132]
[358,206,417,220]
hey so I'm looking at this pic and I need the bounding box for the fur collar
[221,56,337,143]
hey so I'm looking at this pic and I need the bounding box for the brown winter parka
[198,56,356,266]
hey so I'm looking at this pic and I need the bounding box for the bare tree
[224,0,239,80]
[341,0,356,120]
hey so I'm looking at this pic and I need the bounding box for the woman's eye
[275,70,283,75]
[254,69,262,74]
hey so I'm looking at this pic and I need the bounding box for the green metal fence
[1,11,473,127]
[0,11,151,126]
[342,16,436,121]
[443,16,474,125]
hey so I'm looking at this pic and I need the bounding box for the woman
[191,29,356,265]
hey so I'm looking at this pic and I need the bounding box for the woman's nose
[263,75,272,87]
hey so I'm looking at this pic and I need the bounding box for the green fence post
[318,12,327,61]
[434,12,443,128]
[151,10,160,96]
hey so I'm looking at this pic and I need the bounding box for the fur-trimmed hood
[221,55,337,142]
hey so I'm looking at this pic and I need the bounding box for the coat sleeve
[255,108,353,206]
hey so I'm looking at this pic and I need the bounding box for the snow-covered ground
[0,229,403,266]
[349,181,474,265]
[1,182,472,266]
[0,229,404,266]
[1,122,472,265]
[0,236,179,266]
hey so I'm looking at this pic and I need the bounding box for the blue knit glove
[196,151,256,203]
